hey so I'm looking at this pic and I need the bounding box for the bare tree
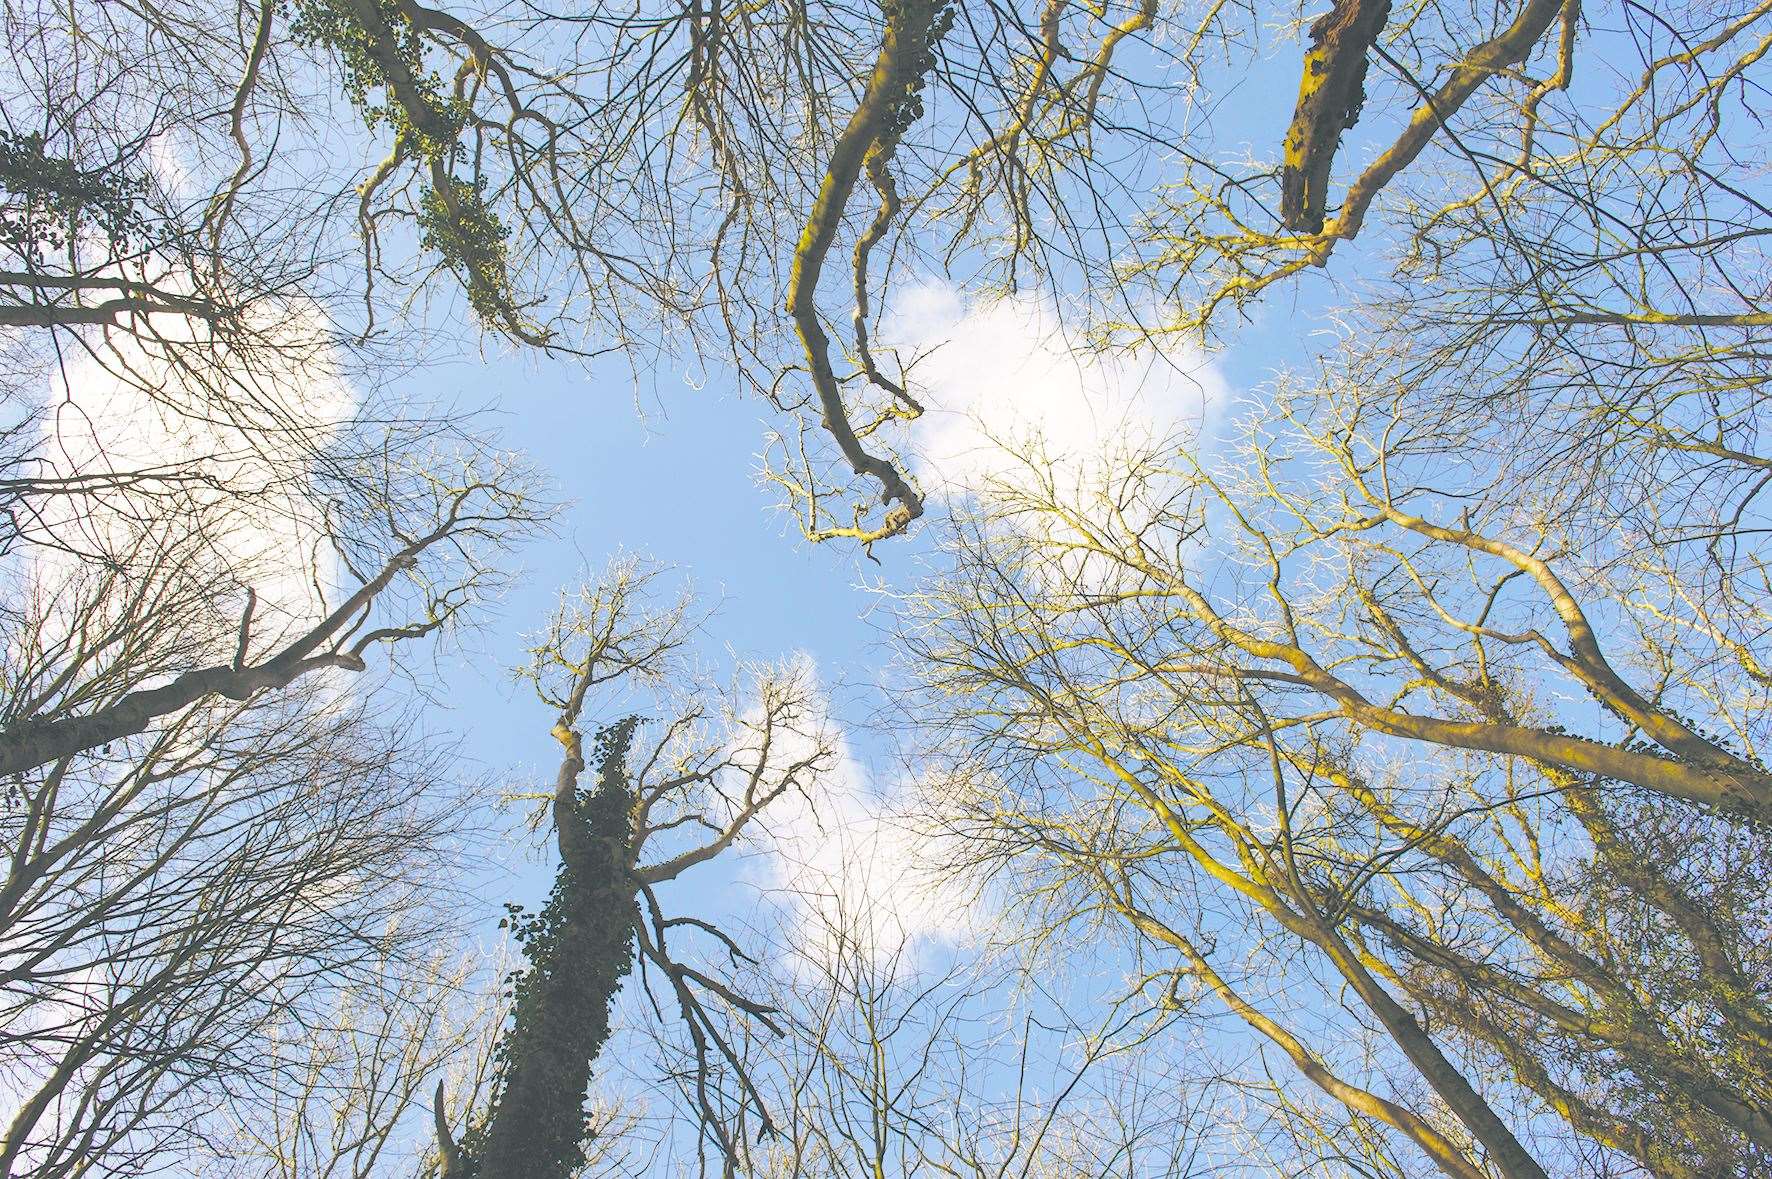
[880,8,1772,1162]
[897,372,1772,1176]
[0,383,544,1176]
[7,0,1763,552]
[0,669,473,1178]
[3,0,1188,550]
[197,946,502,1179]
[0,434,545,779]
[700,887,1240,1179]
[434,560,838,1178]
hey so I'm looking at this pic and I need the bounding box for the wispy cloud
[751,658,979,970]
[33,301,355,648]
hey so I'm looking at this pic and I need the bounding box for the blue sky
[372,23,1408,1165]
[15,5,1764,1174]
[424,287,1289,893]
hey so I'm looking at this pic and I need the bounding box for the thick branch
[0,524,444,779]
[785,2,951,545]
[1280,0,1393,233]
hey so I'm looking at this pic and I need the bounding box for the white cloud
[32,299,355,650]
[884,283,1228,599]
[749,660,980,971]
[885,282,1228,499]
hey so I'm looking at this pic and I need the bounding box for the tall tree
[437,562,838,1178]
[900,356,1772,1175]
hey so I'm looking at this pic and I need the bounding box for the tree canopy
[2,1,1768,1176]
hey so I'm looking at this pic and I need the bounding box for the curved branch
[785,1,953,546]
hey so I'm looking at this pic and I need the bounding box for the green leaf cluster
[0,131,148,261]
[417,181,513,325]
[288,0,467,159]
[881,0,957,141]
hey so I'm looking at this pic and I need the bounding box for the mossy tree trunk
[446,719,641,1179]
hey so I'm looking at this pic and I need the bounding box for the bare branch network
[2,1,1769,1177]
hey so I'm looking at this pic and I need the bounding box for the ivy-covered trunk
[453,719,641,1179]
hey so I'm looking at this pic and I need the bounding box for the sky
[23,19,1383,1164]
[341,14,1368,948]
[20,8,1766,1174]
[410,274,1281,956]
[406,14,1340,910]
[382,276,1288,1168]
